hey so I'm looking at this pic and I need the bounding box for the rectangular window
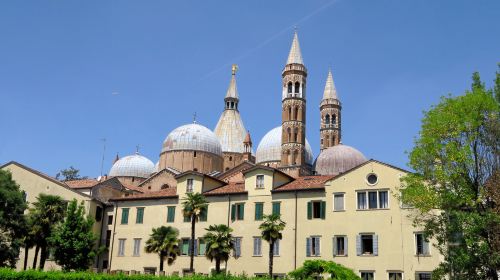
[118,239,126,256]
[199,206,208,222]
[184,213,191,222]
[357,193,367,209]
[108,215,113,225]
[256,175,264,188]
[136,207,144,224]
[356,234,378,256]
[415,233,430,256]
[105,230,111,248]
[231,203,245,221]
[360,272,374,280]
[379,191,388,208]
[233,237,242,257]
[102,260,108,269]
[388,272,403,280]
[253,237,262,256]
[306,236,321,256]
[307,201,326,219]
[187,178,194,193]
[368,191,378,209]
[333,236,347,256]
[167,206,175,223]
[181,239,190,255]
[416,272,432,280]
[133,238,141,256]
[121,208,129,224]
[272,202,281,216]
[357,190,389,210]
[255,203,264,221]
[198,239,206,255]
[333,193,345,211]
[273,239,280,256]
[95,206,103,222]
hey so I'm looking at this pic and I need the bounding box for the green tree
[259,214,286,278]
[203,224,234,274]
[400,70,500,280]
[181,192,208,273]
[0,170,27,268]
[144,226,180,272]
[21,217,36,270]
[289,260,360,280]
[55,166,86,181]
[28,194,66,270]
[49,199,100,271]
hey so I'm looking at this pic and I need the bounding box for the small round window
[367,173,378,185]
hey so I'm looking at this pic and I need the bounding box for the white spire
[286,32,304,65]
[323,69,338,100]
[225,64,239,99]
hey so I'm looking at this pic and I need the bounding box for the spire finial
[193,112,197,124]
[225,65,239,100]
[323,68,338,100]
[231,64,238,76]
[286,30,304,65]
[135,145,140,154]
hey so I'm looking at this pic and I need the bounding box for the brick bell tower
[280,31,310,176]
[319,69,341,151]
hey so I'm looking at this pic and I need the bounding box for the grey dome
[162,123,223,156]
[109,153,155,178]
[256,126,314,165]
[315,144,367,175]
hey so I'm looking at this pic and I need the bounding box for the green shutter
[121,208,129,224]
[307,202,312,220]
[136,208,144,224]
[255,203,263,220]
[231,204,236,221]
[167,206,175,223]
[272,202,281,216]
[321,201,326,219]
[239,204,244,220]
[182,239,189,255]
[199,239,206,255]
[200,206,208,222]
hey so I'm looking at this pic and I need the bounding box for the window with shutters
[256,175,264,188]
[306,236,321,256]
[273,239,280,256]
[136,207,144,224]
[233,237,242,257]
[415,233,430,256]
[133,238,141,256]
[167,206,175,223]
[181,239,190,255]
[118,239,126,256]
[333,236,347,256]
[307,201,326,219]
[333,193,345,211]
[108,215,113,225]
[186,178,194,193]
[388,272,403,280]
[199,206,208,222]
[121,208,129,224]
[253,237,262,256]
[198,239,206,255]
[356,234,378,256]
[272,202,281,216]
[360,271,374,280]
[255,203,264,221]
[231,203,245,221]
[416,272,432,280]
[357,190,389,210]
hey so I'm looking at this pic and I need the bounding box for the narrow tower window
[295,107,299,121]
[287,82,293,93]
[294,128,298,142]
[287,127,292,142]
[325,114,330,125]
[288,107,292,120]
[332,114,337,125]
[295,82,300,93]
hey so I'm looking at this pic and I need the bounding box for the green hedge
[0,269,268,280]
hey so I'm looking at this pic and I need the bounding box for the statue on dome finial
[231,64,238,75]
[193,112,197,124]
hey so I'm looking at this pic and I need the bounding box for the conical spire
[225,64,239,99]
[286,32,304,65]
[323,69,338,100]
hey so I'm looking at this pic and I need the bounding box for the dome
[109,153,155,178]
[314,144,367,175]
[154,161,159,172]
[162,123,223,156]
[214,110,248,153]
[256,126,314,165]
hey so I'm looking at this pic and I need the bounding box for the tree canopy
[289,260,360,280]
[203,224,234,274]
[55,166,87,181]
[144,226,180,272]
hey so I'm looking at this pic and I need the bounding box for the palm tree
[259,214,286,278]
[29,194,66,270]
[145,226,180,272]
[203,224,234,274]
[181,192,208,273]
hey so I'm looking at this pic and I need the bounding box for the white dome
[255,126,314,165]
[109,153,155,178]
[315,144,367,175]
[162,123,223,156]
[154,161,159,172]
[214,110,247,153]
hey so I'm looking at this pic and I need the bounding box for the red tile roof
[65,179,98,189]
[121,183,148,193]
[110,187,178,201]
[273,175,334,192]
[203,182,246,196]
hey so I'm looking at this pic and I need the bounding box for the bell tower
[320,69,341,151]
[280,32,309,176]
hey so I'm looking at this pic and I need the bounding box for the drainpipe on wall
[108,202,118,270]
[294,191,298,270]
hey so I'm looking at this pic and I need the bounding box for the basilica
[1,32,439,280]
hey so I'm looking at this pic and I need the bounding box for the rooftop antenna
[193,112,197,124]
[100,138,106,177]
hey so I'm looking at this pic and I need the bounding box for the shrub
[289,260,360,280]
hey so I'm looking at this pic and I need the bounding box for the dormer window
[256,175,264,189]
[186,178,194,193]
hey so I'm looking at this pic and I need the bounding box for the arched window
[287,127,292,142]
[288,82,293,93]
[229,156,232,161]
[295,82,300,93]
[194,151,197,157]
[226,167,230,171]
[193,168,198,172]
[288,107,292,120]
[295,107,299,121]
[325,114,330,125]
[332,114,337,124]
[161,184,169,190]
[294,128,298,142]
[332,136,336,145]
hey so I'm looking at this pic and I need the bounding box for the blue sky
[1,0,499,178]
